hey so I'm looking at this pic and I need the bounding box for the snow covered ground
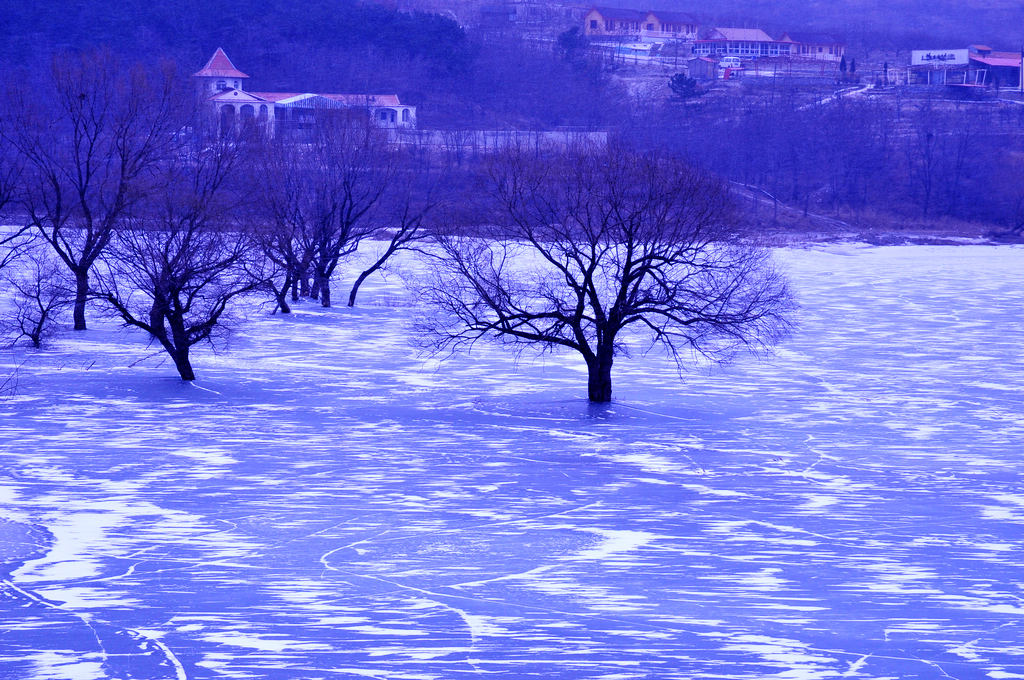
[1,244,1023,680]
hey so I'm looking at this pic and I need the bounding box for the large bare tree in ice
[419,145,795,403]
[2,50,181,330]
[95,142,257,381]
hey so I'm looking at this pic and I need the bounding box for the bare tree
[252,116,394,310]
[2,243,73,348]
[418,145,795,403]
[347,159,442,307]
[95,142,257,381]
[2,50,181,330]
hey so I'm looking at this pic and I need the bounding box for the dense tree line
[633,83,1024,232]
[0,0,471,73]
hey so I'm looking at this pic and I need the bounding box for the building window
[402,109,410,122]
[216,80,226,90]
[590,19,597,29]
[379,111,388,121]
[646,23,653,31]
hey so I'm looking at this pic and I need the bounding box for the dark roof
[783,32,844,45]
[589,6,648,21]
[650,10,697,23]
[701,27,776,43]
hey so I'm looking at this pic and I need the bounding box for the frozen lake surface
[1,245,1023,680]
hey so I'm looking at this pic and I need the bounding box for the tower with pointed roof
[193,47,250,98]
[193,48,276,138]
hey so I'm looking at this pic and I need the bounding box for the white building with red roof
[193,48,417,138]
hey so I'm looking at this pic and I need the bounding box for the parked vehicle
[717,56,743,79]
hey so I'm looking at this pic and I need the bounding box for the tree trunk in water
[587,353,613,403]
[171,348,196,381]
[73,269,89,330]
[347,268,373,307]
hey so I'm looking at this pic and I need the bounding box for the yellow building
[583,7,697,40]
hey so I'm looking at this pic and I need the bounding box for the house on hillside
[643,10,698,40]
[583,7,697,40]
[779,31,845,61]
[193,48,417,138]
[968,44,1023,89]
[583,7,647,37]
[693,27,788,58]
[906,49,987,87]
[903,45,1021,90]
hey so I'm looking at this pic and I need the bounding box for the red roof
[193,48,249,79]
[970,52,1022,68]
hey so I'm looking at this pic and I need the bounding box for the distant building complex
[581,6,846,65]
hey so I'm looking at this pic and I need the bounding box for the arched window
[219,105,235,137]
[401,109,410,122]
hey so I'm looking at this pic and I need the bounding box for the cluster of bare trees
[0,52,431,379]
[0,52,793,402]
